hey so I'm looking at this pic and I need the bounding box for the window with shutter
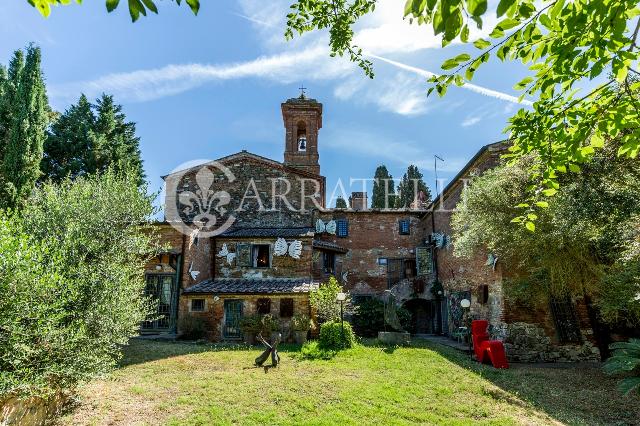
[336,219,349,237]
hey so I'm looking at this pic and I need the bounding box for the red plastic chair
[471,320,509,369]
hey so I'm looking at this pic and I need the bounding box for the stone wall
[1,392,69,426]
[212,237,313,280]
[165,153,325,230]
[502,322,600,362]
[316,210,424,295]
[179,293,311,342]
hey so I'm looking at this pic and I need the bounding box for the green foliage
[371,165,396,209]
[335,196,348,209]
[352,297,408,336]
[291,314,313,331]
[239,314,262,334]
[28,0,199,21]
[451,147,640,323]
[395,164,430,208]
[286,0,640,224]
[43,94,145,185]
[260,314,280,333]
[0,169,159,398]
[178,315,207,341]
[0,45,49,210]
[318,321,356,350]
[603,338,640,395]
[299,340,337,360]
[309,276,347,324]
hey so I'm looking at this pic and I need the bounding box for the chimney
[349,192,368,210]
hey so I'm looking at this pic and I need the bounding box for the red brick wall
[317,211,424,294]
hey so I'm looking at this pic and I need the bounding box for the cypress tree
[42,94,95,181]
[1,46,48,210]
[371,165,396,209]
[395,165,431,209]
[0,51,25,172]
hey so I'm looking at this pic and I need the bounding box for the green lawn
[58,339,639,425]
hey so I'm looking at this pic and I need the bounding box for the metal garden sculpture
[255,333,281,368]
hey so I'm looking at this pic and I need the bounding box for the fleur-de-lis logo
[178,167,231,230]
[164,160,236,237]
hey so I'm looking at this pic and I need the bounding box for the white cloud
[324,127,465,173]
[461,116,482,127]
[334,72,431,116]
[50,45,352,102]
[367,53,534,106]
[51,0,530,116]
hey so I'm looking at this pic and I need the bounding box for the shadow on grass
[119,337,303,368]
[416,339,640,426]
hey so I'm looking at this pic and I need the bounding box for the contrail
[367,53,534,106]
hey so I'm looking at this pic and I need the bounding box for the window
[252,244,271,268]
[191,299,205,312]
[399,219,411,235]
[257,298,271,315]
[550,295,582,343]
[323,252,335,274]
[336,219,349,237]
[280,298,294,318]
[479,285,489,304]
[378,258,388,266]
[297,120,307,151]
[387,259,417,288]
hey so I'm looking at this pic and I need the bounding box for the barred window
[550,295,582,343]
[336,219,349,237]
[191,299,205,312]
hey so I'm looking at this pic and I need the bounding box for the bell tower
[281,90,322,175]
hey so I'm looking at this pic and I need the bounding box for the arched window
[296,120,307,151]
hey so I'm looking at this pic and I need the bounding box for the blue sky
[1,0,532,207]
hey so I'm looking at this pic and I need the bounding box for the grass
[57,338,640,426]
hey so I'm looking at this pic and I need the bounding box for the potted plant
[240,315,261,345]
[260,314,281,344]
[291,314,313,344]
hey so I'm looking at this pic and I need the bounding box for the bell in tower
[281,90,322,175]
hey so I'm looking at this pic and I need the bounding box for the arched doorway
[403,299,433,334]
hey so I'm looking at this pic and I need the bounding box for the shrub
[351,298,411,336]
[0,170,158,398]
[351,298,385,337]
[239,315,262,334]
[299,341,337,360]
[603,338,640,395]
[318,321,356,350]
[291,314,313,332]
[260,314,279,334]
[310,276,348,324]
[178,315,207,341]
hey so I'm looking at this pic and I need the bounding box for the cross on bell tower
[281,90,322,175]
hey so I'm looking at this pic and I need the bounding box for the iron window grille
[550,295,582,343]
[191,299,205,312]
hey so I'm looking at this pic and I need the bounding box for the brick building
[421,142,600,362]
[141,93,600,361]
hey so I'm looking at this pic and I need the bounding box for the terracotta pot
[294,330,308,345]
